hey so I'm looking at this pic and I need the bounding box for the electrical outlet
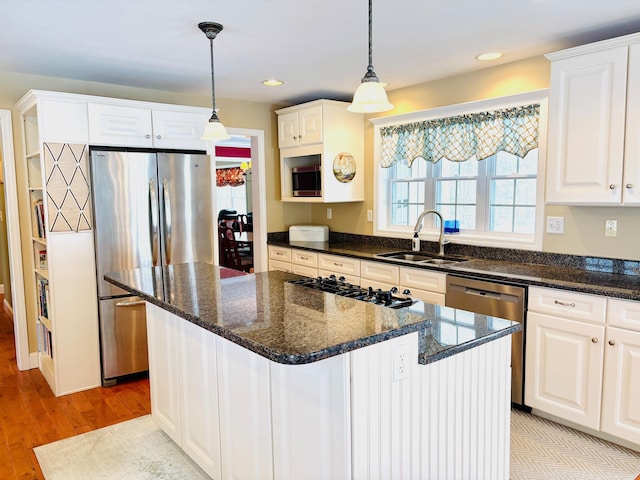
[546,216,564,234]
[367,209,373,222]
[327,208,332,220]
[605,219,617,237]
[393,345,410,382]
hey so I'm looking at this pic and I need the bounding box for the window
[387,150,538,234]
[373,91,548,250]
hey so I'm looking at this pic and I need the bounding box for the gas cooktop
[288,275,417,309]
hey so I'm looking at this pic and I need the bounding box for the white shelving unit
[16,91,102,396]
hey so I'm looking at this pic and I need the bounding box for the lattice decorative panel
[43,142,92,232]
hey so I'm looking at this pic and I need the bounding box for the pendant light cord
[367,0,373,72]
[209,37,218,119]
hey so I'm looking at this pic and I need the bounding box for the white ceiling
[4,0,640,106]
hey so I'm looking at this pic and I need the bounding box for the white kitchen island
[106,263,518,480]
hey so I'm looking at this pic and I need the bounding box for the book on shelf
[36,319,53,359]
[33,199,46,239]
[39,250,47,270]
[37,277,49,319]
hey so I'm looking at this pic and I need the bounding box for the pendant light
[199,21,231,142]
[347,0,393,113]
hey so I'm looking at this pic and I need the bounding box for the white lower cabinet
[525,311,604,429]
[146,302,222,479]
[601,299,640,445]
[526,287,640,449]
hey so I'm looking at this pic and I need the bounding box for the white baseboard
[3,298,12,320]
[29,352,39,370]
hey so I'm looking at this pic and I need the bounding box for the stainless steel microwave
[291,165,321,197]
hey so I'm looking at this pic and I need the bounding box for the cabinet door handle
[591,337,598,344]
[608,339,616,346]
[626,184,633,189]
[554,300,576,308]
[609,184,617,190]
[156,135,162,139]
[145,134,151,139]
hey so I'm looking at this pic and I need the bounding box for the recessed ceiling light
[476,52,503,61]
[262,79,284,86]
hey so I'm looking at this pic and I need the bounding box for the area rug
[34,415,210,479]
[511,409,640,480]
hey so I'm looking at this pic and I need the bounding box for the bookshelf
[15,90,101,396]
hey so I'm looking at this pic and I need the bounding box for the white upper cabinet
[277,99,364,203]
[545,33,640,205]
[278,105,323,148]
[88,103,209,150]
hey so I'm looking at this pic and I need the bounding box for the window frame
[371,90,549,251]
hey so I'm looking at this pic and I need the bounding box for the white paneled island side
[105,263,519,480]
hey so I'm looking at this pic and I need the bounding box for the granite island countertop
[104,262,520,366]
[268,239,640,301]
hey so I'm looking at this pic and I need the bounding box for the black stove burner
[289,275,416,309]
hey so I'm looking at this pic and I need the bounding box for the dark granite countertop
[104,263,519,366]
[269,239,640,301]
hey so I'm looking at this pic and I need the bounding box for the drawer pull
[554,300,576,308]
[276,252,283,256]
[333,262,343,267]
[300,256,309,260]
[591,337,598,344]
[608,340,616,346]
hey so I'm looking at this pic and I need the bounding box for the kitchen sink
[375,251,468,265]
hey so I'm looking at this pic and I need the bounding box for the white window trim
[371,89,549,251]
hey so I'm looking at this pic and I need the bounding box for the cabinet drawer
[291,264,318,278]
[317,269,359,286]
[528,286,606,324]
[399,267,447,294]
[291,249,318,268]
[607,298,640,331]
[318,254,360,276]
[407,289,445,306]
[269,259,291,273]
[360,261,399,285]
[268,246,291,262]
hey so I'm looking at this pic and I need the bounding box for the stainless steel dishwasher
[445,275,527,407]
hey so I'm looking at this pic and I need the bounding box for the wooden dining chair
[218,226,253,273]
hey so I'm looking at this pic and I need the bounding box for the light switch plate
[546,216,564,234]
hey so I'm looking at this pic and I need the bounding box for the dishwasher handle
[464,287,501,300]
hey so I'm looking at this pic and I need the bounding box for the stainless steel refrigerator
[90,149,214,385]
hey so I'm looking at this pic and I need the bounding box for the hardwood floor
[0,297,151,479]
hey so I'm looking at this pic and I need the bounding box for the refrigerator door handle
[149,179,160,266]
[162,178,172,265]
[115,300,147,307]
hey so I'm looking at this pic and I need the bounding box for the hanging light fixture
[347,0,393,113]
[199,21,231,142]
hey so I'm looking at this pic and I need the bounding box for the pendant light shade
[199,21,231,142]
[348,0,393,113]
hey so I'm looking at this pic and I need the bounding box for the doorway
[0,109,29,370]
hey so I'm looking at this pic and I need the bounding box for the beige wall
[301,55,640,261]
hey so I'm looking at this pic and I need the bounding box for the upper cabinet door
[298,105,322,146]
[278,111,299,148]
[151,110,209,151]
[88,103,153,148]
[623,43,640,205]
[545,46,628,205]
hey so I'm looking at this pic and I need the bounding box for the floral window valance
[216,167,245,187]
[380,104,540,167]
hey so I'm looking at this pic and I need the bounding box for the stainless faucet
[412,209,447,255]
